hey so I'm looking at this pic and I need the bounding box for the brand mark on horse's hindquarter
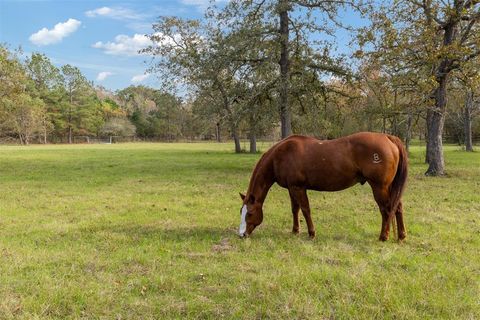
[373,153,382,163]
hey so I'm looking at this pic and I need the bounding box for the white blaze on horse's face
[239,204,247,237]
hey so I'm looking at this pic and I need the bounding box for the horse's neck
[248,155,274,204]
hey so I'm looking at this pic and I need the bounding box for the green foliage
[116,85,192,140]
[358,0,480,173]
[25,52,62,91]
[101,117,136,137]
[1,46,166,143]
[0,143,478,318]
[0,45,48,144]
[55,65,104,141]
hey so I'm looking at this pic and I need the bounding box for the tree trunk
[425,19,458,175]
[68,126,73,144]
[69,93,73,144]
[392,114,398,136]
[232,126,241,153]
[279,0,291,139]
[405,111,413,153]
[424,126,429,163]
[249,131,257,153]
[425,76,447,176]
[216,122,221,142]
[464,90,474,152]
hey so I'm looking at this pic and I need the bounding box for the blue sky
[0,0,212,91]
[0,0,366,92]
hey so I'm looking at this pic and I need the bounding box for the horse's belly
[307,179,358,192]
[306,169,360,191]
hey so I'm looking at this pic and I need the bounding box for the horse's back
[270,135,359,190]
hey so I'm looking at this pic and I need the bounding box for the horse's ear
[239,193,246,201]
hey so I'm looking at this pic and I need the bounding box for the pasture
[0,142,479,319]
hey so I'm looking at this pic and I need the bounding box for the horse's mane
[244,142,278,203]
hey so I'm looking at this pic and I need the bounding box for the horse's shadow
[85,221,395,252]
[91,223,236,244]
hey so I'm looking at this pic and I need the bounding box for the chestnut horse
[239,132,408,241]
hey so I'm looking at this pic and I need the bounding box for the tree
[0,45,47,144]
[101,117,136,137]
[60,65,101,143]
[25,53,62,143]
[144,16,257,151]
[220,0,367,139]
[10,93,45,145]
[362,0,480,175]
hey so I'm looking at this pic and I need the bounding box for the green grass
[0,142,479,319]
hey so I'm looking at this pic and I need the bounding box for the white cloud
[96,71,113,81]
[131,74,150,83]
[85,6,142,20]
[92,34,152,56]
[29,19,81,46]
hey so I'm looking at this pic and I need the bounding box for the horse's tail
[387,135,408,238]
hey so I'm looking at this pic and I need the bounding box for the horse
[238,132,408,241]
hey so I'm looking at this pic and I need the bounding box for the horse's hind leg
[371,184,394,241]
[395,201,407,240]
[289,187,315,238]
[288,190,300,234]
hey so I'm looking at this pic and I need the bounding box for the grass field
[0,141,479,319]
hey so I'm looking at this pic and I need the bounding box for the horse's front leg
[288,190,300,234]
[290,187,315,238]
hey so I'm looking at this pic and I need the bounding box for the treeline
[1,41,478,149]
[0,45,210,144]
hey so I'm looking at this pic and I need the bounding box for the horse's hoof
[379,235,388,241]
[292,229,299,234]
[308,231,316,239]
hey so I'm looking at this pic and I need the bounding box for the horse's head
[238,193,263,237]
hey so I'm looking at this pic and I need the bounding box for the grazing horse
[238,132,408,241]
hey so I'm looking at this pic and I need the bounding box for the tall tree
[11,93,45,145]
[362,0,480,175]
[25,53,62,143]
[60,65,95,143]
[144,16,265,152]
[0,45,46,144]
[221,0,367,138]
